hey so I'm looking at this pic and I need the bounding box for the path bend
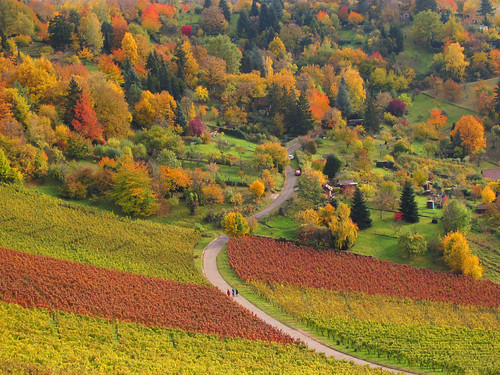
[202,151,412,374]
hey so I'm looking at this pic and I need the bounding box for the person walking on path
[232,289,235,297]
[235,289,239,296]
[227,289,231,297]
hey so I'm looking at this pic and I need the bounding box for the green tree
[48,14,72,50]
[64,79,82,126]
[336,76,351,118]
[442,199,471,234]
[363,94,380,133]
[415,0,437,13]
[298,169,326,206]
[206,35,242,74]
[112,162,158,217]
[398,232,427,258]
[323,154,343,179]
[292,92,314,136]
[410,10,443,47]
[478,0,494,21]
[388,24,404,54]
[400,180,419,223]
[219,0,231,21]
[0,149,21,183]
[350,187,372,229]
[79,12,103,54]
[494,81,500,118]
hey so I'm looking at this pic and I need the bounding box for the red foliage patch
[228,236,500,308]
[0,247,294,344]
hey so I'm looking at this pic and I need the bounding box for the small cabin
[481,168,500,182]
[476,203,488,214]
[337,179,357,189]
[348,119,364,127]
[323,184,334,198]
[376,160,395,169]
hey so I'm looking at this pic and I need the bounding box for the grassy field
[407,94,477,125]
[396,38,435,76]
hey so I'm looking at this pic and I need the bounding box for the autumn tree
[450,115,486,156]
[308,89,331,122]
[329,203,358,250]
[72,92,104,142]
[444,43,468,81]
[350,187,372,229]
[98,55,124,84]
[134,91,177,129]
[481,185,496,203]
[189,118,205,136]
[112,162,159,216]
[201,6,228,34]
[376,181,399,218]
[400,180,419,223]
[252,142,289,172]
[442,199,471,233]
[0,149,21,183]
[121,32,138,65]
[441,231,482,278]
[261,169,276,191]
[159,166,192,196]
[222,212,249,236]
[206,35,241,74]
[141,4,161,33]
[250,179,265,199]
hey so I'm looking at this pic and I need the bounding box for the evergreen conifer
[400,180,419,223]
[351,187,372,229]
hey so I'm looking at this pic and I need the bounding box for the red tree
[189,117,205,136]
[386,99,407,117]
[338,5,349,21]
[181,25,193,36]
[72,92,104,142]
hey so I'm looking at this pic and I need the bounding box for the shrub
[398,233,428,258]
[386,99,407,117]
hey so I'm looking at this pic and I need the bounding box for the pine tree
[250,0,259,17]
[64,78,82,126]
[389,24,404,54]
[174,43,186,82]
[364,94,380,134]
[350,187,372,229]
[336,76,351,118]
[175,104,187,133]
[48,14,72,50]
[494,81,500,117]
[400,180,419,223]
[323,154,343,179]
[478,0,493,21]
[219,0,231,22]
[203,0,212,9]
[237,11,252,38]
[259,3,269,33]
[293,91,314,136]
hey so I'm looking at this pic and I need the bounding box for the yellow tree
[249,179,265,200]
[222,212,249,236]
[269,36,287,60]
[450,115,486,156]
[134,90,177,128]
[252,142,289,172]
[343,67,366,113]
[481,185,496,203]
[444,42,469,81]
[121,32,138,64]
[328,203,358,250]
[440,231,482,278]
[13,56,58,102]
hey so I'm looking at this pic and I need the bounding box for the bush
[66,134,92,159]
[386,99,407,117]
[398,232,428,258]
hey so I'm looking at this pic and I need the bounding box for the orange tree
[451,115,486,156]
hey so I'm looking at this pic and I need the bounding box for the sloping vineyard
[228,236,500,308]
[0,247,293,343]
[0,185,204,283]
[0,301,392,375]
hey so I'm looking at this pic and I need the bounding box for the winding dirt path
[202,147,412,374]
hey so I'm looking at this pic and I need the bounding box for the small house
[323,184,334,198]
[376,160,395,169]
[337,179,357,189]
[348,119,364,127]
[481,168,500,182]
[476,203,488,214]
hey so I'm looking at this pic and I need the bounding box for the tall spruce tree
[478,0,493,21]
[293,91,314,136]
[64,78,82,126]
[364,94,380,134]
[219,0,231,21]
[494,81,500,116]
[250,0,259,17]
[350,187,372,229]
[336,76,351,118]
[400,180,419,223]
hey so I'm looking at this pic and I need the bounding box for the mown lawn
[407,94,477,125]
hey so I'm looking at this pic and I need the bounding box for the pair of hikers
[227,288,238,297]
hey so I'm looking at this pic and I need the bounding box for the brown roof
[338,179,357,186]
[482,168,500,181]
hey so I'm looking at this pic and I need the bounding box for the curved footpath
[202,147,412,374]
